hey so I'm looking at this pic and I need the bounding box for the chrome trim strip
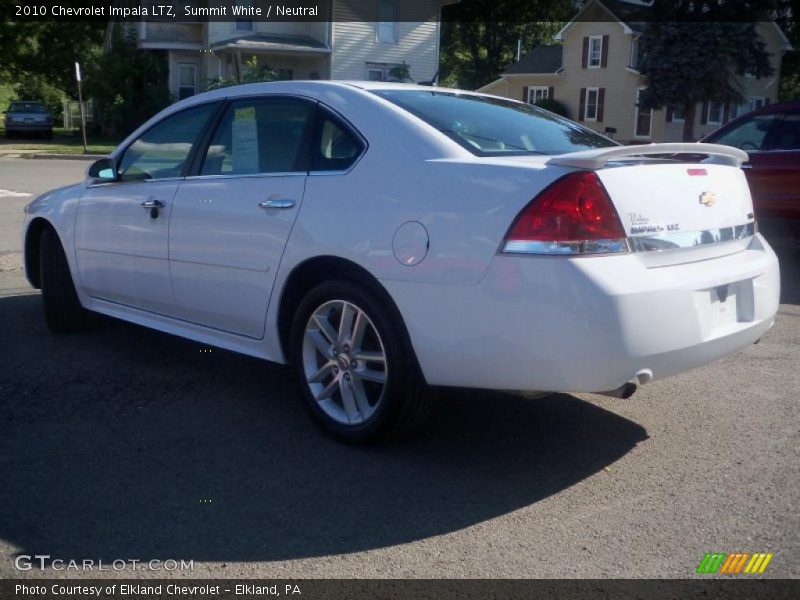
[503,239,628,255]
[628,222,755,252]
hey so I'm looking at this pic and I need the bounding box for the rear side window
[708,114,777,151]
[201,97,315,176]
[770,112,800,151]
[373,90,616,156]
[311,110,364,172]
[118,103,219,182]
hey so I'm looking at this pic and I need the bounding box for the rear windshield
[8,102,47,113]
[373,90,617,156]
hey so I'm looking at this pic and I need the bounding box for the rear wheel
[40,227,91,333]
[289,279,432,443]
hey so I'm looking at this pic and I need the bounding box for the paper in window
[232,107,259,173]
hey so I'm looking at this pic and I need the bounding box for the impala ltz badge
[699,192,717,207]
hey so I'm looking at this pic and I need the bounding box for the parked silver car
[3,101,54,138]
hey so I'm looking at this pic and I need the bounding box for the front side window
[117,103,218,182]
[707,114,777,151]
[585,88,599,120]
[201,97,315,176]
[311,111,365,172]
[588,36,602,68]
[377,0,397,43]
[373,90,616,156]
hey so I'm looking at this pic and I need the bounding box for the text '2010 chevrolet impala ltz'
[22,82,780,442]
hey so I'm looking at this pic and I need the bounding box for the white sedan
[21,82,780,442]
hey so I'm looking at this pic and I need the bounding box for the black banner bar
[1,580,799,600]
[2,0,793,23]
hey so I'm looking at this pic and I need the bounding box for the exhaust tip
[598,382,637,399]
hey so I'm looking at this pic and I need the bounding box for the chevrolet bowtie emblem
[699,192,717,207]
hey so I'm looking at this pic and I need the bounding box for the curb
[0,153,106,161]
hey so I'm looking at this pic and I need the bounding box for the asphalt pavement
[0,158,797,579]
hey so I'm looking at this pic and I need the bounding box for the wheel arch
[24,217,56,289]
[276,255,425,380]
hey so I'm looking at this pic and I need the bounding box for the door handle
[140,199,166,209]
[741,164,753,170]
[141,198,166,219]
[259,199,296,210]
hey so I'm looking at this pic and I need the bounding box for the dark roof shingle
[504,45,563,75]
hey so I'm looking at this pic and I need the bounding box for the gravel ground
[0,158,797,579]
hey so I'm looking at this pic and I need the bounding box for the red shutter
[579,88,586,121]
[582,37,589,68]
[548,86,554,100]
[601,35,609,67]
[522,86,529,103]
[700,101,709,125]
[666,106,673,122]
[765,97,770,105]
[597,88,605,122]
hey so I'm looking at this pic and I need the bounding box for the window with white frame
[585,88,599,120]
[635,88,652,138]
[377,0,397,44]
[527,87,550,104]
[235,0,254,31]
[178,64,197,100]
[588,36,603,68]
[707,101,723,125]
[670,104,685,122]
[366,62,402,82]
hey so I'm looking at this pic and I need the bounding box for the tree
[388,61,412,82]
[638,3,775,141]
[0,21,106,115]
[439,1,574,90]
[206,56,281,90]
[85,26,171,136]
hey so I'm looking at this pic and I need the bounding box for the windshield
[373,90,617,156]
[8,102,48,113]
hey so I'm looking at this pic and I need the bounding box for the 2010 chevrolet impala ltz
[22,82,780,442]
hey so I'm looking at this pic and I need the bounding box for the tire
[289,278,433,443]
[40,227,92,333]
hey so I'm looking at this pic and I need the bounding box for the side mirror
[88,158,117,181]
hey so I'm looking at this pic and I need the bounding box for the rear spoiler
[547,143,748,169]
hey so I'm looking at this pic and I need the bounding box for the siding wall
[331,0,440,81]
[482,4,786,143]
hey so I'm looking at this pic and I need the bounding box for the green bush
[534,97,570,118]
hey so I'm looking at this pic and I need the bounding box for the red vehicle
[702,101,800,220]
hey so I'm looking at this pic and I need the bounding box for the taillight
[502,171,628,255]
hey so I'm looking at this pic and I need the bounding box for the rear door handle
[259,199,296,210]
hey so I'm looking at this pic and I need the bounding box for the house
[478,0,793,143]
[132,0,457,100]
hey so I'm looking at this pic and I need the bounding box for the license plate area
[694,279,755,339]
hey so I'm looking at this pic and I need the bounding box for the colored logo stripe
[744,553,773,574]
[697,552,773,574]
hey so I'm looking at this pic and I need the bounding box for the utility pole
[75,62,88,154]
[517,38,522,61]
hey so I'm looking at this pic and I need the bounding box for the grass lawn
[0,126,120,155]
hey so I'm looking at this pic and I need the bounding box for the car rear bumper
[5,123,52,132]
[383,233,780,393]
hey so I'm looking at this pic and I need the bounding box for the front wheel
[289,279,433,443]
[40,227,92,333]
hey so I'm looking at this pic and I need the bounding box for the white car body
[22,81,780,398]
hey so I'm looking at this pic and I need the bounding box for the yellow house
[478,0,793,143]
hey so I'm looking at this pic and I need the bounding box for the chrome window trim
[184,172,307,181]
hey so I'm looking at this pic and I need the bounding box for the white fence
[62,100,95,130]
